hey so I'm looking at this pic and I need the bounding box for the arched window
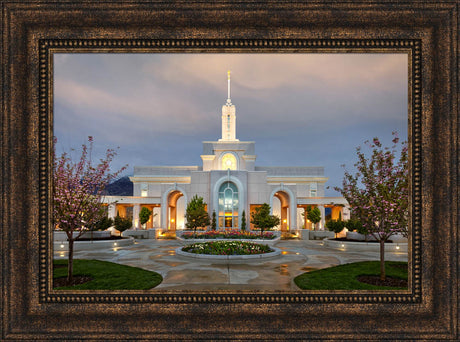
[218,181,239,228]
[221,152,237,170]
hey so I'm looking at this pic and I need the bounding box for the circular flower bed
[181,229,275,240]
[182,240,273,255]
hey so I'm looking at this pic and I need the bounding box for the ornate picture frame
[1,1,457,340]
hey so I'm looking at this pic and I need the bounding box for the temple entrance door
[218,181,239,229]
[225,216,232,228]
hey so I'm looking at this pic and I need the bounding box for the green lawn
[294,261,408,290]
[53,259,163,290]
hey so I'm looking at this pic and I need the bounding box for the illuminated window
[221,153,237,170]
[218,182,239,228]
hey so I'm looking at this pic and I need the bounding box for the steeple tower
[226,70,232,105]
[219,70,238,141]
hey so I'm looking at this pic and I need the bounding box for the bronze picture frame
[1,1,458,340]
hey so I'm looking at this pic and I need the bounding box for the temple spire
[226,70,232,105]
[219,70,238,141]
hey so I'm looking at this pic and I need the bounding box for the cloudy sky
[54,53,408,196]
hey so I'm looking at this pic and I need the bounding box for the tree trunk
[379,239,386,281]
[67,238,74,284]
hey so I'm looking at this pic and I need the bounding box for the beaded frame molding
[2,1,458,340]
[39,38,421,305]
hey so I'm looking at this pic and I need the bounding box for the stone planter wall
[54,236,134,252]
[122,229,149,239]
[391,233,408,243]
[346,231,369,241]
[309,230,335,240]
[176,236,280,247]
[299,229,310,240]
[323,238,407,253]
[346,231,408,243]
[175,246,282,263]
[54,230,111,241]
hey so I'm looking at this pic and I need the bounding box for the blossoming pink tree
[334,132,408,280]
[53,137,127,284]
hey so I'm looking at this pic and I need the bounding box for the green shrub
[89,216,113,231]
[305,206,321,230]
[344,218,369,239]
[344,218,362,232]
[139,207,152,226]
[250,203,280,237]
[185,195,210,236]
[114,215,132,232]
[326,213,345,238]
[356,223,369,236]
[241,210,247,231]
[211,210,217,231]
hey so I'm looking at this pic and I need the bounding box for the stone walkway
[54,239,408,291]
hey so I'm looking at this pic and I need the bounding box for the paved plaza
[54,239,408,291]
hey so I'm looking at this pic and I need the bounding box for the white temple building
[104,71,348,233]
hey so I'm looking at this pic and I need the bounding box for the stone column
[161,204,167,229]
[318,205,325,230]
[133,204,140,230]
[290,201,297,231]
[108,204,116,219]
[153,206,161,228]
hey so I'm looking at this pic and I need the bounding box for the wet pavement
[54,239,408,291]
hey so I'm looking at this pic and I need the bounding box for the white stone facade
[104,72,348,232]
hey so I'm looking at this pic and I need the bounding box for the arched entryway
[273,191,290,232]
[166,190,184,231]
[161,185,188,230]
[269,186,296,232]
